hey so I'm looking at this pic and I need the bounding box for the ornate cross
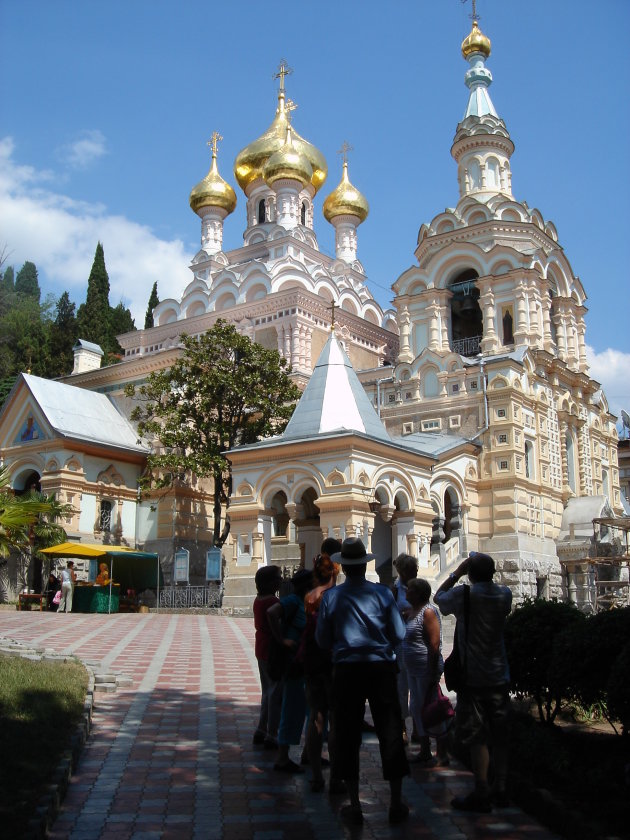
[274,59,293,90]
[285,98,298,124]
[328,300,337,331]
[338,140,353,165]
[462,0,480,22]
[207,131,222,157]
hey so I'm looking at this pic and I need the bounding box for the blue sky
[1,0,628,417]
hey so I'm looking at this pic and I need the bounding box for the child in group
[252,565,284,750]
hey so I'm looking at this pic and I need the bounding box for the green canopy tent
[40,542,163,613]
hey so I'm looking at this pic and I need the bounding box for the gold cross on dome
[461,0,480,23]
[274,59,293,90]
[328,300,337,331]
[207,131,223,156]
[285,98,298,124]
[338,141,353,164]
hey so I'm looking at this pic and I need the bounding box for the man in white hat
[316,537,410,825]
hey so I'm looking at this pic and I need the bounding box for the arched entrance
[449,268,482,357]
[294,486,321,567]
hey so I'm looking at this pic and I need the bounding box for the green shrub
[505,598,585,723]
[551,607,630,725]
[607,640,630,734]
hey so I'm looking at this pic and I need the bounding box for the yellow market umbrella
[41,542,161,613]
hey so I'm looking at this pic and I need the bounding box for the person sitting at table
[95,562,111,585]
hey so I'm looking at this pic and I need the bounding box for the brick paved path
[0,612,559,839]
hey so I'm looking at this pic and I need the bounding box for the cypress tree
[15,261,40,302]
[109,301,136,358]
[48,292,78,377]
[0,265,15,316]
[144,281,159,329]
[76,242,111,350]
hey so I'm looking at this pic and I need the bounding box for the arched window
[502,309,514,345]
[468,159,481,190]
[300,201,307,226]
[602,468,610,501]
[524,439,535,480]
[449,268,482,356]
[258,199,266,224]
[99,500,113,532]
[566,432,577,493]
[486,157,500,189]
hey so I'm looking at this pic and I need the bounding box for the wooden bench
[17,592,46,611]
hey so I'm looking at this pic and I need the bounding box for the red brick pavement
[0,611,559,839]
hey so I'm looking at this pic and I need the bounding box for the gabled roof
[282,332,391,443]
[8,374,147,453]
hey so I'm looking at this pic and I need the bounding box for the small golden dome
[461,20,491,59]
[189,141,237,215]
[323,161,369,224]
[234,90,327,193]
[263,126,312,188]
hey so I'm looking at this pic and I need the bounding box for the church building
[0,16,622,609]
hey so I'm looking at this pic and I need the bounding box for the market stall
[40,543,162,614]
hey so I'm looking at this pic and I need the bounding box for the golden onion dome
[461,20,491,59]
[263,125,313,188]
[323,160,369,224]
[189,139,237,215]
[234,89,327,193]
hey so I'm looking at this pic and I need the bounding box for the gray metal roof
[72,339,104,355]
[22,374,147,453]
[282,333,392,443]
[389,431,475,457]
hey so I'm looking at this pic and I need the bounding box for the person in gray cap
[316,537,410,825]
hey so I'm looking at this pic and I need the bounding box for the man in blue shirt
[316,537,410,825]
[434,551,512,813]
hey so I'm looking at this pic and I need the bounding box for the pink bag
[52,590,62,605]
[421,684,455,733]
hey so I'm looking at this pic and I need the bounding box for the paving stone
[1,615,562,839]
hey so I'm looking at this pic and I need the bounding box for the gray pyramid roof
[282,332,391,443]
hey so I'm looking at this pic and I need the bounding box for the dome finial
[207,130,222,170]
[323,141,369,224]
[189,130,236,215]
[461,0,491,59]
[273,58,293,114]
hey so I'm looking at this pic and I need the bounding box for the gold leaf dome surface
[234,93,327,193]
[323,161,369,223]
[461,20,491,59]
[263,127,313,188]
[189,153,237,215]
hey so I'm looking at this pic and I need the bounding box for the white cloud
[58,129,108,170]
[0,137,192,325]
[586,345,630,420]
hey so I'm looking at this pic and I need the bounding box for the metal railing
[451,335,481,357]
[159,584,223,609]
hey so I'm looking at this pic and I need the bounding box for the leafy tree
[144,281,159,329]
[15,261,41,302]
[76,242,111,351]
[126,319,301,545]
[0,295,53,382]
[48,292,78,378]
